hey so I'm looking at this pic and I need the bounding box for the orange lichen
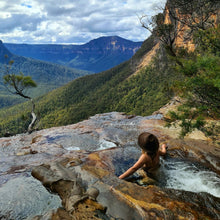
[82,165,109,178]
[31,135,42,143]
[88,152,101,162]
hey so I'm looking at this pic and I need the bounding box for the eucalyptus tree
[3,58,37,133]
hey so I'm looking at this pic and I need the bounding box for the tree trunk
[28,98,37,133]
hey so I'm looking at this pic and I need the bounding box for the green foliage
[4,72,37,94]
[2,58,37,99]
[0,54,90,108]
[0,36,175,136]
[194,24,220,55]
[1,59,39,133]
[0,94,23,108]
[112,65,172,115]
[167,25,220,140]
[2,23,219,140]
[167,106,206,137]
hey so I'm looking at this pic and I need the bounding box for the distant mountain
[5,36,143,73]
[0,41,91,108]
[0,40,13,62]
[0,0,219,139]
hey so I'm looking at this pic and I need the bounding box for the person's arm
[159,143,168,156]
[119,154,148,179]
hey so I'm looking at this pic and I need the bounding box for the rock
[31,159,109,219]
[0,175,61,219]
[86,187,100,200]
[136,169,156,185]
[0,112,220,219]
[79,146,220,219]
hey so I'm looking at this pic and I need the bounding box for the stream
[114,149,220,198]
[160,157,220,197]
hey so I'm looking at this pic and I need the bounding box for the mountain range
[5,36,143,73]
[0,0,219,137]
[0,40,90,108]
[0,36,141,109]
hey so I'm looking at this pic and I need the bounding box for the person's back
[142,151,160,172]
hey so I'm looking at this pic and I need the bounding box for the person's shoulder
[140,153,151,162]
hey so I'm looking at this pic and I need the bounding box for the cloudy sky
[0,0,166,45]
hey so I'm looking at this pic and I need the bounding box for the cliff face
[164,0,220,51]
[5,36,143,73]
[134,0,220,79]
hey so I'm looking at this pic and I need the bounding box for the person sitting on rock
[119,132,167,179]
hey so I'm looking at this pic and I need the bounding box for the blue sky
[0,0,166,44]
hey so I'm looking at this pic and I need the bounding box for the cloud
[0,14,44,33]
[0,0,166,44]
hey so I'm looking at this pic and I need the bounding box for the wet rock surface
[0,174,61,219]
[31,161,108,219]
[0,112,219,219]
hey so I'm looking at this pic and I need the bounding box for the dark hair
[138,132,159,160]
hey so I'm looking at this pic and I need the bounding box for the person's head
[138,132,159,159]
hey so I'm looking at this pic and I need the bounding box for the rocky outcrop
[31,161,107,219]
[0,112,219,219]
[31,145,220,219]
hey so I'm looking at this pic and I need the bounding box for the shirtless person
[119,132,167,179]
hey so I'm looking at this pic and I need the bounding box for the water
[157,158,220,198]
[0,111,219,218]
[113,151,220,198]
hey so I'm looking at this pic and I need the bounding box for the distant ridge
[0,40,12,62]
[0,41,91,108]
[5,36,143,73]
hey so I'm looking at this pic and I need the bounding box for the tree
[167,0,219,32]
[139,0,220,141]
[139,10,185,67]
[166,25,220,141]
[3,58,37,133]
[139,0,219,67]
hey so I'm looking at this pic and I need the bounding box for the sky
[0,0,166,45]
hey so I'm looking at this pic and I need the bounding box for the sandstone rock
[86,187,100,200]
[31,160,110,219]
[0,112,219,219]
